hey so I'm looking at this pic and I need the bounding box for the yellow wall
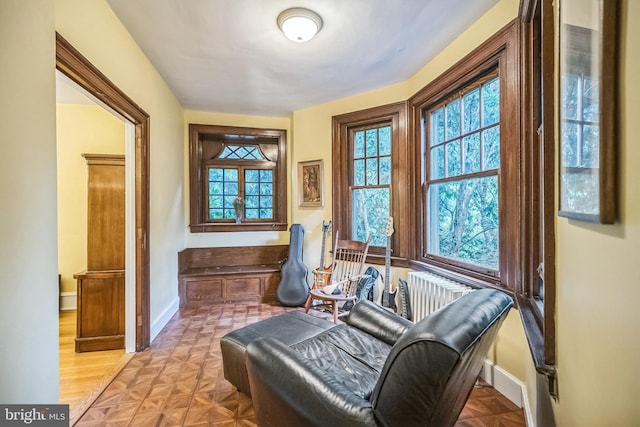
[291,82,409,275]
[183,110,292,248]
[56,104,125,293]
[55,0,186,322]
[553,0,640,425]
[0,0,59,403]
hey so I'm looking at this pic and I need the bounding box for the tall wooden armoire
[74,154,125,352]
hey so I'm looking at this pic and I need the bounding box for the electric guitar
[381,217,397,311]
[312,221,332,289]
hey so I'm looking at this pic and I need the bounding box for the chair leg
[332,301,338,324]
[304,294,313,313]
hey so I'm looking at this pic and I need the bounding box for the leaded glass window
[204,141,276,223]
[244,169,273,219]
[208,168,238,219]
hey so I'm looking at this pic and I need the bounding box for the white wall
[0,0,59,403]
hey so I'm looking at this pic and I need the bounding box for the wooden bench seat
[179,264,281,277]
[178,245,288,307]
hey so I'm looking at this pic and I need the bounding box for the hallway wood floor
[59,310,126,408]
[73,303,526,426]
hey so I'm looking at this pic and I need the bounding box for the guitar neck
[319,236,326,269]
[313,224,331,289]
[384,235,391,292]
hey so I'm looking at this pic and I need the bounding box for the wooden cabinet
[179,272,280,305]
[74,270,125,352]
[75,154,125,352]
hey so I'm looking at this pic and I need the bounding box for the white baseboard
[150,296,180,342]
[480,359,524,408]
[481,360,535,425]
[63,291,179,344]
[520,379,535,427]
[60,292,77,310]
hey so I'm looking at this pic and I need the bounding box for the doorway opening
[55,33,150,421]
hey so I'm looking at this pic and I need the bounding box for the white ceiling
[104,0,499,117]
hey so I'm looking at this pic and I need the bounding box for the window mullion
[459,93,465,175]
[576,73,584,166]
[238,167,245,199]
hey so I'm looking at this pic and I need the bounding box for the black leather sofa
[222,288,512,427]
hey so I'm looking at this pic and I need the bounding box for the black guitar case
[277,224,309,306]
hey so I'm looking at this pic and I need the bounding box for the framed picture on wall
[557,0,619,223]
[298,160,324,207]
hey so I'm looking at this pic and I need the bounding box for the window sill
[189,222,288,233]
[408,259,503,291]
[365,253,410,268]
[515,293,557,398]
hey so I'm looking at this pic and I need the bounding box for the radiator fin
[407,272,474,322]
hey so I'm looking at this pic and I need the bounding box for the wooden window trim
[332,102,410,266]
[188,124,287,232]
[409,21,521,292]
[516,0,558,398]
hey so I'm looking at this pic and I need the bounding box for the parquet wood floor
[75,302,525,426]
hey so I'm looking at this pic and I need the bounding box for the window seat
[178,245,288,307]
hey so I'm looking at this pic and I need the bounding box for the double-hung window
[351,123,392,246]
[411,23,520,289]
[425,72,500,273]
[332,103,409,262]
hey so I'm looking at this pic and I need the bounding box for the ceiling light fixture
[277,7,323,43]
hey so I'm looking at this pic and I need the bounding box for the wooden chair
[304,236,370,323]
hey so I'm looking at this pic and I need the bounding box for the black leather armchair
[245,289,512,427]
